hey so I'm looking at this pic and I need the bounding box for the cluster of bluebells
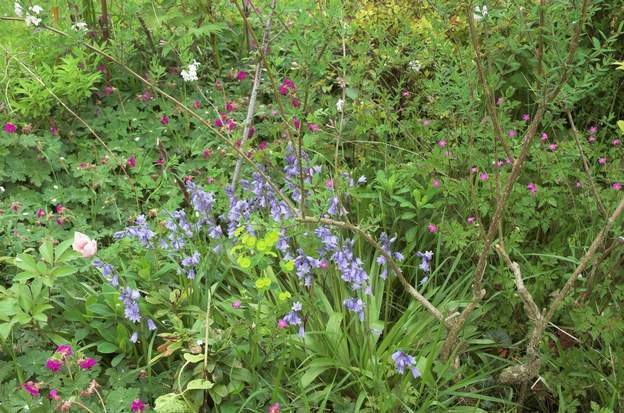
[114,215,156,247]
[93,259,157,340]
[181,251,201,279]
[377,233,405,280]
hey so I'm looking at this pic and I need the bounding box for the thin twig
[566,109,607,217]
[231,0,277,189]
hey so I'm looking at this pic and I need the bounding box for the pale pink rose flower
[73,232,97,258]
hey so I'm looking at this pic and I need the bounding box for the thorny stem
[231,0,277,190]
[440,0,592,361]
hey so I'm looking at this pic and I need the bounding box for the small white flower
[59,157,65,161]
[29,5,43,14]
[134,137,141,141]
[24,14,42,27]
[408,60,422,73]
[474,5,488,21]
[73,22,88,31]
[15,2,23,17]
[181,60,200,82]
[336,98,344,112]
[51,198,57,203]
[53,185,58,190]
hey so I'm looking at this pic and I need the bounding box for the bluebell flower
[392,351,421,378]
[130,332,139,343]
[343,297,366,321]
[416,251,433,273]
[147,319,157,331]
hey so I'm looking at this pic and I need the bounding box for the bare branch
[231,0,277,190]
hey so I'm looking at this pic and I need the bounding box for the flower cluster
[114,215,156,247]
[377,233,405,280]
[181,60,200,82]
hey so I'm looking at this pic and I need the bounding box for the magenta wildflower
[227,119,236,131]
[589,126,598,134]
[293,116,300,130]
[576,180,582,188]
[308,123,320,132]
[479,172,489,181]
[203,149,212,159]
[613,182,622,191]
[248,127,255,138]
[291,98,300,108]
[131,399,146,412]
[588,136,596,143]
[508,129,517,138]
[225,102,235,112]
[540,132,548,142]
[46,358,63,372]
[215,79,223,90]
[78,358,97,369]
[279,84,289,95]
[470,166,478,174]
[326,178,334,189]
[283,79,295,89]
[598,157,607,165]
[522,114,530,122]
[428,223,437,233]
[22,381,40,396]
[161,115,169,125]
[49,389,61,401]
[496,97,504,105]
[141,91,153,101]
[193,100,201,109]
[155,158,165,166]
[258,141,268,150]
[105,86,114,96]
[278,319,288,329]
[432,179,440,188]
[3,122,17,133]
[527,182,537,194]
[613,139,621,146]
[437,139,447,148]
[232,300,241,309]
[56,345,73,357]
[214,118,224,128]
[467,216,476,225]
[268,402,280,413]
[36,208,45,218]
[50,126,58,136]
[549,143,557,151]
[128,156,137,168]
[237,71,248,81]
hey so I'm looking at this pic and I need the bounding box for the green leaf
[154,393,193,413]
[14,254,38,273]
[39,242,54,264]
[50,266,76,278]
[183,353,205,363]
[185,379,214,391]
[617,120,624,133]
[97,341,118,353]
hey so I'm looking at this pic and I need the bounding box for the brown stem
[99,0,110,42]
[137,16,157,55]
[441,0,592,361]
[566,109,607,217]
[465,3,514,162]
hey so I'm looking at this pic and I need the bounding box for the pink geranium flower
[522,114,530,122]
[258,141,268,150]
[232,300,241,309]
[437,140,447,148]
[78,358,97,369]
[527,182,537,194]
[203,149,212,159]
[428,223,437,233]
[479,172,489,181]
[291,98,300,108]
[3,122,17,133]
[540,132,548,142]
[598,157,607,165]
[613,139,621,146]
[56,345,73,357]
[46,358,63,372]
[467,216,476,225]
[225,102,235,112]
[293,116,300,130]
[613,182,622,191]
[308,123,320,132]
[22,381,40,396]
[128,156,137,168]
[72,232,97,258]
[36,208,45,218]
[278,319,288,329]
[131,399,146,412]
[268,402,280,413]
[49,389,61,401]
[161,115,169,125]
[549,143,557,151]
[432,179,440,188]
[508,130,517,138]
[237,71,248,81]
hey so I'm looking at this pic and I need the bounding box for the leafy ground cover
[0,0,623,412]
